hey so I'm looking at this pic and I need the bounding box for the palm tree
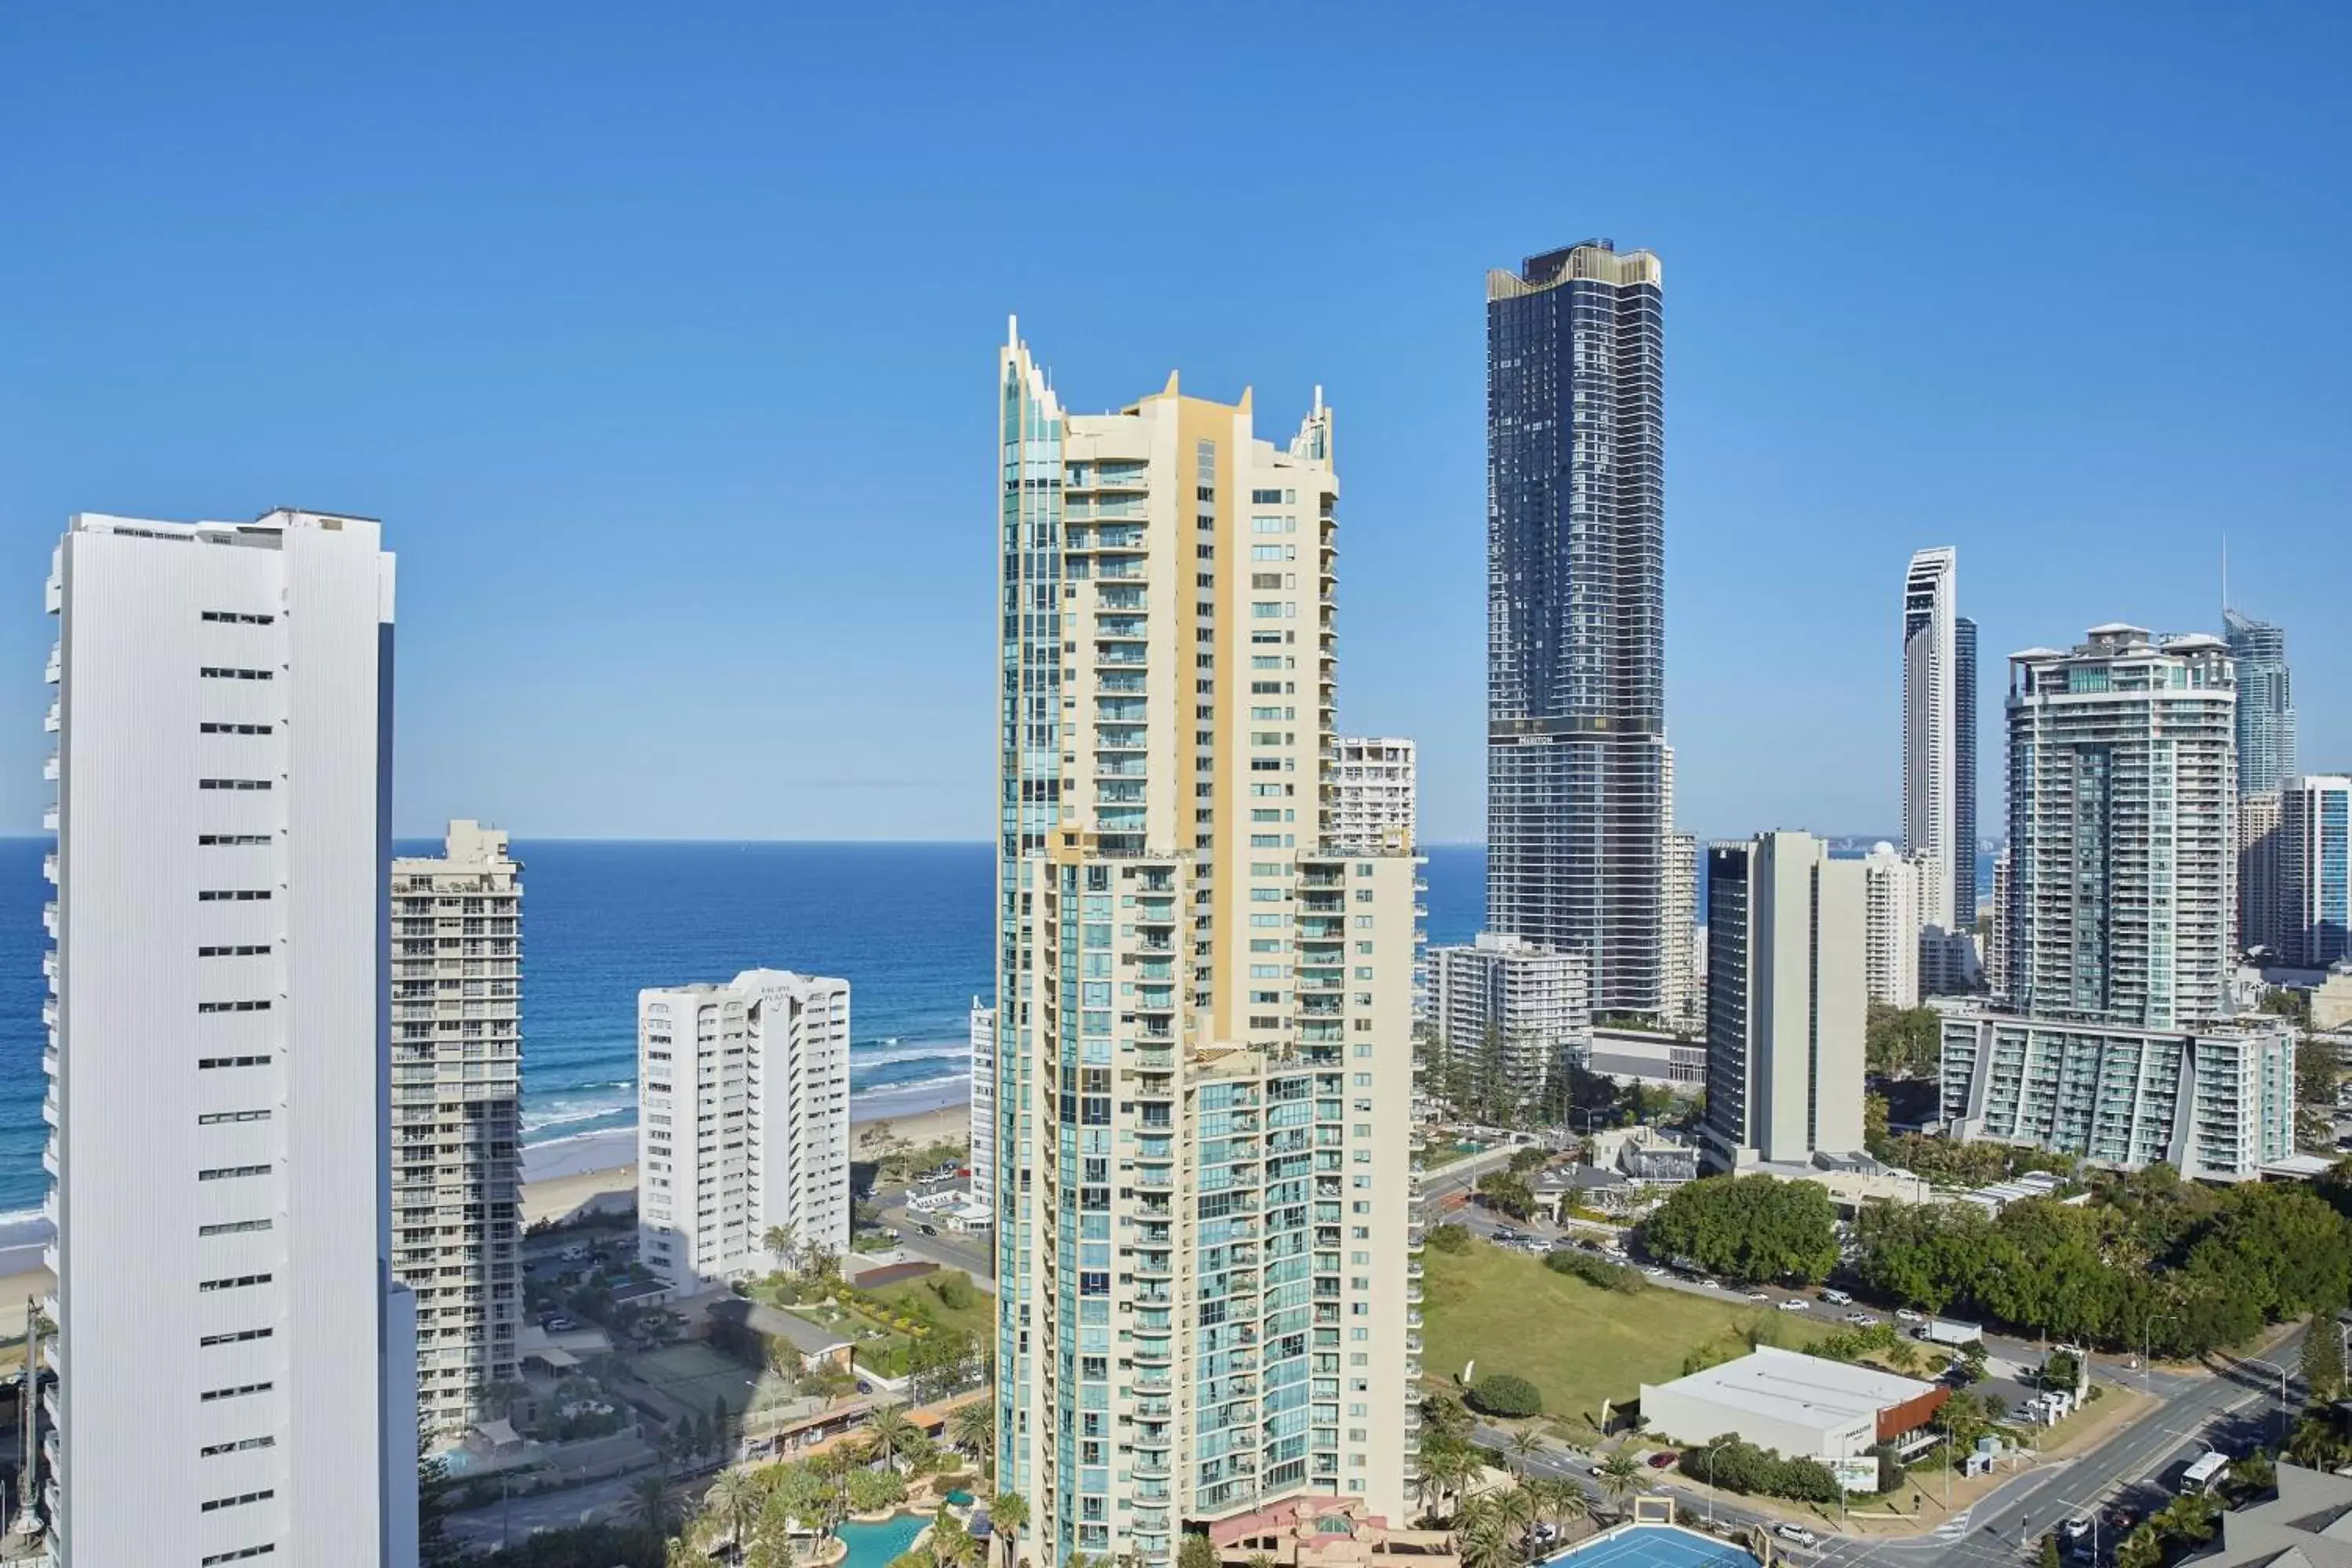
[627,1472,680,1537]
[950,1399,996,1470]
[764,1223,799,1276]
[1506,1428,1544,1474]
[1527,1475,1587,1539]
[989,1491,1030,1568]
[704,1469,762,1565]
[1490,1485,1537,1553]
[932,1504,983,1568]
[1424,1446,1475,1519]
[1459,1512,1515,1568]
[1597,1453,1643,1519]
[867,1403,927,1474]
[1246,1553,1278,1568]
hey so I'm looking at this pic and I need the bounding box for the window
[198,1272,272,1292]
[198,1056,271,1070]
[198,945,272,957]
[198,1219,274,1237]
[198,1381,274,1402]
[201,1547,278,1564]
[198,1164,272,1182]
[200,612,276,626]
[197,1110,270,1125]
[198,779,273,792]
[199,1327,274,1348]
[198,836,273,847]
[200,1488,277,1512]
[197,1000,271,1014]
[198,666,274,681]
[198,890,271,902]
[199,722,274,735]
[198,1436,277,1457]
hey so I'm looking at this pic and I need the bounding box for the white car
[1775,1525,1820,1548]
[1777,1298,1811,1312]
[1746,1290,1771,1301]
[1895,1308,1924,1323]
[1845,1311,1876,1326]
[1642,1265,1666,1277]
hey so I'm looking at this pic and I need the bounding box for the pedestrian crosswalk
[1934,1510,1972,1539]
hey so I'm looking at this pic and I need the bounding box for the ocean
[0,840,1490,1229]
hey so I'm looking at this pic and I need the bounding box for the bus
[2181,1450,2230,1494]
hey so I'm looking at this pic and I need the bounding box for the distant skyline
[2,3,2346,843]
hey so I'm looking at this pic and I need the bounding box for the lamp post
[2143,1312,2177,1399]
[1704,1446,1718,1528]
[2241,1356,2290,1446]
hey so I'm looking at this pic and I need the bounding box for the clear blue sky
[3,3,2345,843]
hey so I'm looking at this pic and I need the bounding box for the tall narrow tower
[994,331,1421,1566]
[1901,547,1962,933]
[45,510,417,1566]
[1485,241,1667,1018]
[2224,609,2296,797]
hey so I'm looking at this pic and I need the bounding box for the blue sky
[2,3,2344,843]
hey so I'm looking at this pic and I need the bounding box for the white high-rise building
[389,821,522,1436]
[1429,934,1592,1110]
[1985,845,2013,1000]
[995,333,1421,1565]
[1330,737,1416,853]
[1700,831,1867,1171]
[1661,832,1700,1033]
[1860,844,1922,1008]
[42,510,417,1567]
[637,971,850,1294]
[2277,776,2352,970]
[1902,548,1964,933]
[967,999,996,1229]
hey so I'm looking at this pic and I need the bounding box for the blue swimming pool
[837,1513,928,1568]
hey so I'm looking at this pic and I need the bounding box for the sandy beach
[521,1094,972,1228]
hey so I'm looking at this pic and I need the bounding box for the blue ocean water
[0,840,1491,1221]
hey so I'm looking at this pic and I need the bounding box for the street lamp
[2143,1312,2178,1399]
[2241,1355,2291,1446]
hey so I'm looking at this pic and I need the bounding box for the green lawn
[865,1270,994,1341]
[1417,1239,1832,1428]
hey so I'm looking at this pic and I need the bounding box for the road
[444,1468,663,1550]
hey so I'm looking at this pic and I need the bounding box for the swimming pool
[837,1513,928,1568]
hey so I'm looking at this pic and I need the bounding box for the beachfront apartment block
[994,328,1423,1566]
[637,971,851,1294]
[1329,737,1416,853]
[42,511,417,1567]
[390,821,522,1437]
[967,999,996,1229]
[1428,934,1592,1111]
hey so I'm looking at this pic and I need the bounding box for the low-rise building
[1208,1496,1458,1568]
[2177,1462,2352,1568]
[1588,1027,1706,1090]
[1639,1345,1947,1462]
[1940,1008,2296,1181]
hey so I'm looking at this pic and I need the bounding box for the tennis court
[1543,1523,1761,1568]
[629,1341,758,1420]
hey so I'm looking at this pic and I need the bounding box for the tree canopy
[1639,1175,1838,1283]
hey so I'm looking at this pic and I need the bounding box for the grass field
[1417,1239,1831,1428]
[866,1270,993,1341]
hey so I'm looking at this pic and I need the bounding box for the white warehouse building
[1640,1345,1946,1463]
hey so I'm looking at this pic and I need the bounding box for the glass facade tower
[1484,241,1667,1017]
[2224,608,2296,797]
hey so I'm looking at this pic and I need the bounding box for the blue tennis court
[1542,1523,1762,1568]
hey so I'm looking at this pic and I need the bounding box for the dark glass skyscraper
[1954,614,1978,926]
[1485,241,1666,1016]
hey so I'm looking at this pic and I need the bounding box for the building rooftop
[2180,1462,2352,1568]
[1641,1345,1938,1436]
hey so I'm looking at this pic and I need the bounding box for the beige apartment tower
[390,822,524,1436]
[993,328,1423,1567]
[1330,736,1416,852]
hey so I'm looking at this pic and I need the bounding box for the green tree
[418,1432,462,1567]
[626,1473,679,1538]
[1597,1452,1644,1517]
[1466,1373,1542,1417]
[867,1404,926,1473]
[949,1399,995,1470]
[1865,1004,1941,1078]
[764,1222,800,1275]
[2038,1535,2061,1568]
[1177,1534,1219,1568]
[989,1493,1030,1568]
[2307,1319,2348,1400]
[703,1469,762,1566]
[1641,1174,1838,1283]
[1475,1169,1537,1220]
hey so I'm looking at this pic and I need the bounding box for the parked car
[1746,1290,1771,1301]
[1775,1526,1820,1548]
[1642,1265,1667,1277]
[1777,1298,1811,1312]
[1895,1308,1924,1323]
[1846,1311,1878,1326]
[1821,1288,1853,1305]
[1648,1450,1679,1469]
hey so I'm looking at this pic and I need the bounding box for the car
[1845,1311,1877,1326]
[1648,1450,1679,1468]
[1895,1308,1924,1323]
[1774,1525,1820,1548]
[2061,1519,2093,1541]
[1746,1290,1771,1301]
[1777,1298,1811,1312]
[1643,1265,1666,1277]
[1821,1288,1853,1305]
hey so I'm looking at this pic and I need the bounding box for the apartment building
[968,999,996,1229]
[43,510,417,1566]
[993,329,1422,1566]
[1428,935,1592,1111]
[2225,608,2296,797]
[2276,776,2352,969]
[389,821,522,1436]
[637,971,850,1294]
[1902,548,1975,933]
[1330,738,1416,853]
[1942,624,2288,1175]
[1860,844,1922,1009]
[1700,832,1867,1171]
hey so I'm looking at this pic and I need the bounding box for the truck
[2181,1450,2230,1494]
[1916,1316,1984,1347]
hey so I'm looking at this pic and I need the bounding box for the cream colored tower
[389,821,523,1436]
[993,328,1422,1566]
